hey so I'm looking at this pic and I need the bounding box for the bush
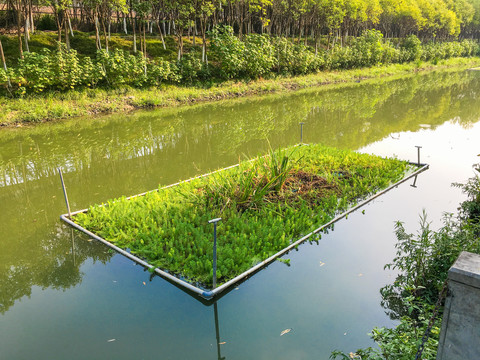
[79,56,104,88]
[353,29,386,67]
[176,52,204,83]
[401,34,423,62]
[51,43,83,90]
[36,14,57,31]
[1,30,479,97]
[210,25,245,79]
[96,49,147,87]
[242,34,275,79]
[147,58,179,85]
[13,49,53,94]
[331,167,480,360]
[272,38,318,75]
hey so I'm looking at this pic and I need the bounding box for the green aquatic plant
[74,144,412,286]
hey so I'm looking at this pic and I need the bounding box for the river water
[1,69,480,359]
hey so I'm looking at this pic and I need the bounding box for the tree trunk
[101,16,108,52]
[28,0,34,34]
[143,20,147,55]
[131,11,137,53]
[16,0,23,58]
[64,17,70,50]
[95,12,101,50]
[156,20,166,50]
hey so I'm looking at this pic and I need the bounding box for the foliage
[1,27,479,96]
[2,56,478,125]
[400,35,423,62]
[35,14,58,31]
[209,25,245,79]
[454,163,480,222]
[176,52,205,83]
[74,144,410,286]
[242,34,275,79]
[331,299,440,359]
[272,37,319,75]
[97,48,147,87]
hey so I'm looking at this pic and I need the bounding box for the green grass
[73,144,412,287]
[1,56,479,126]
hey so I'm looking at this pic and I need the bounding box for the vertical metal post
[410,175,418,188]
[415,146,422,165]
[214,302,225,360]
[299,122,305,144]
[58,168,72,218]
[70,228,77,266]
[209,218,222,289]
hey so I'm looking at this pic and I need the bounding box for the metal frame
[60,154,429,300]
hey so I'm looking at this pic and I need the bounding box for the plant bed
[66,144,424,297]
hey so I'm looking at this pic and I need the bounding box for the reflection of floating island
[419,124,432,128]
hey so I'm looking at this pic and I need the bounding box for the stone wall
[437,251,480,359]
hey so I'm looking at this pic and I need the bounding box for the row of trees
[2,30,478,96]
[2,0,480,61]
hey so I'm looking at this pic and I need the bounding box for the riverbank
[1,56,479,127]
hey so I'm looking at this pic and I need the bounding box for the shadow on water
[0,69,479,321]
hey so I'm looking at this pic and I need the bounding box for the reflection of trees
[0,224,112,314]
[0,173,113,314]
[1,70,479,188]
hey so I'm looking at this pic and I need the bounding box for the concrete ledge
[448,251,480,289]
[437,251,480,360]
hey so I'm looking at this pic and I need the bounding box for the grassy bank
[74,145,412,286]
[1,56,479,127]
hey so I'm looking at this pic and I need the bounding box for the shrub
[36,14,57,31]
[401,34,423,62]
[242,33,275,79]
[147,58,179,85]
[51,43,83,90]
[331,168,480,360]
[14,49,53,93]
[352,29,386,67]
[96,49,147,87]
[272,38,318,75]
[80,56,104,88]
[210,25,245,79]
[176,52,204,83]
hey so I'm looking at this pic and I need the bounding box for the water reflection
[0,69,479,318]
[0,224,112,314]
[214,302,226,360]
[0,70,478,188]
